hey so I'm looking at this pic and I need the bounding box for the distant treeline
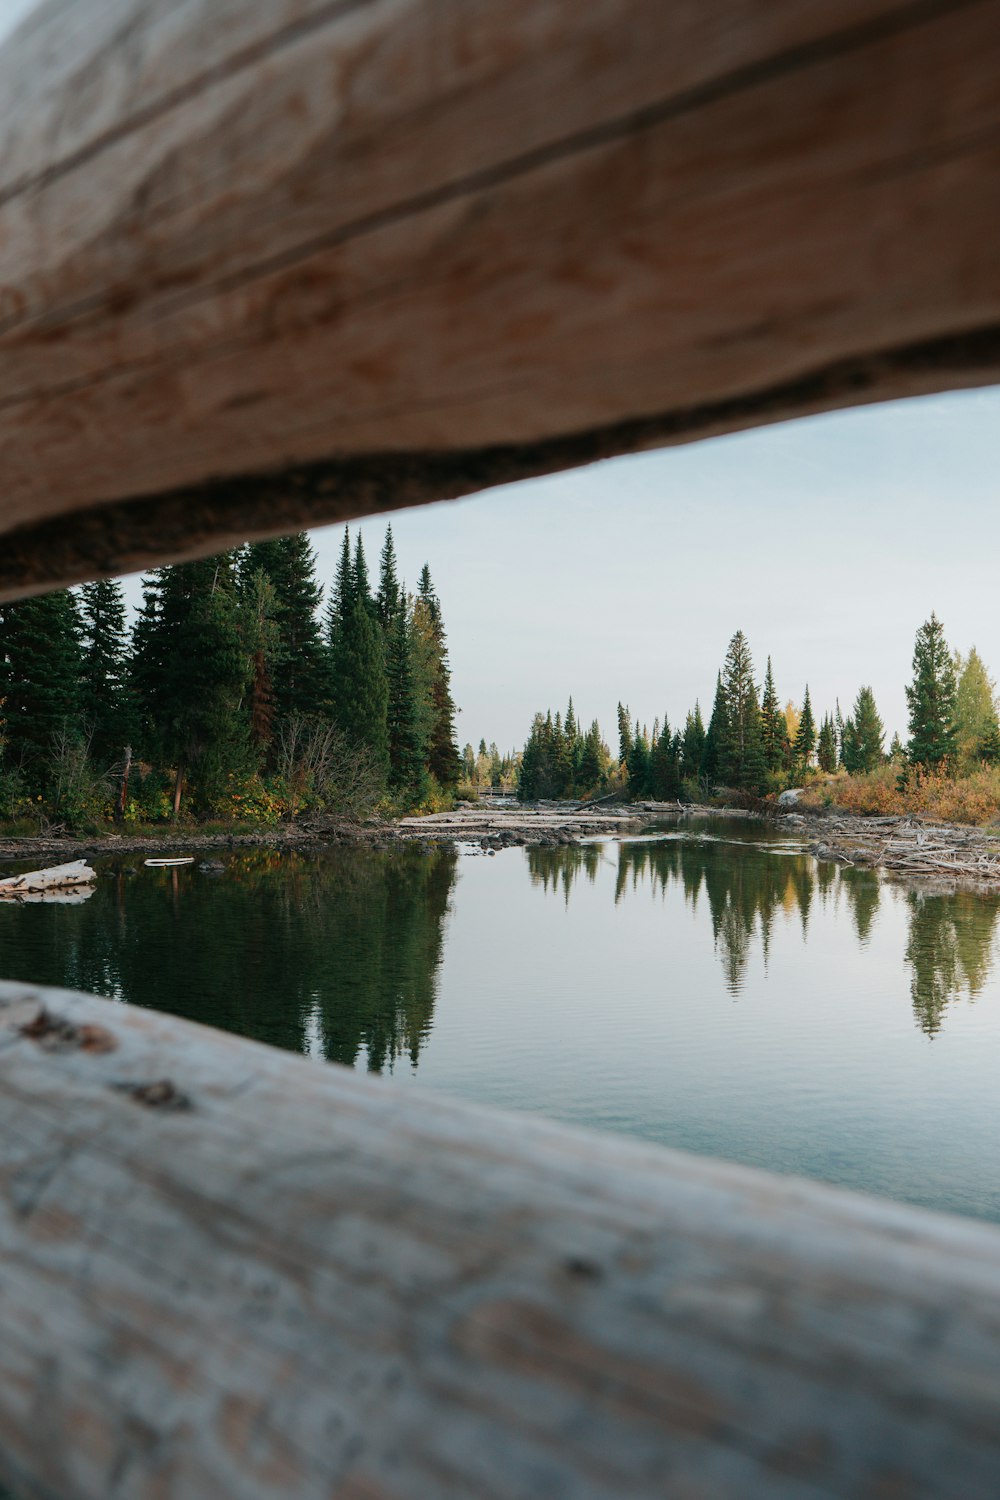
[0,527,460,827]
[515,615,1000,802]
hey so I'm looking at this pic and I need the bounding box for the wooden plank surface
[3,977,1000,1498]
[1,0,1000,595]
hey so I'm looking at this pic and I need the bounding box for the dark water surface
[3,817,1000,1223]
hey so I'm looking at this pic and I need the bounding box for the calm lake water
[3,815,1000,1223]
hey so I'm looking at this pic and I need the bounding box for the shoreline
[0,801,746,864]
[783,807,1000,889]
[3,802,1000,891]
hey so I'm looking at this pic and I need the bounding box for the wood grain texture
[1,0,1000,595]
[3,977,1000,1499]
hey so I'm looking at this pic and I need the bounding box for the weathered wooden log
[4,977,1000,1499]
[0,858,96,897]
[2,0,1000,596]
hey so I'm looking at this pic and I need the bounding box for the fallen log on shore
[0,860,97,898]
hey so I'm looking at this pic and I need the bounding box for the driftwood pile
[804,816,1000,886]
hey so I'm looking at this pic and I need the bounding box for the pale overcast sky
[5,3,998,754]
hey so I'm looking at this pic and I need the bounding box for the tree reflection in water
[904,888,1000,1037]
[0,845,457,1070]
[528,837,1000,1034]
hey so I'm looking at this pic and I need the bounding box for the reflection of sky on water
[1,823,999,1223]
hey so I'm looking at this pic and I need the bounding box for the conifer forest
[511,616,1000,823]
[3,544,1000,833]
[0,527,460,829]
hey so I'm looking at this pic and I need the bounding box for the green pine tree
[905,614,957,771]
[415,565,460,790]
[850,685,885,772]
[130,555,250,815]
[242,533,329,721]
[816,714,837,773]
[578,720,606,793]
[627,726,651,800]
[718,631,766,792]
[617,703,633,767]
[327,532,390,786]
[79,577,131,768]
[680,704,706,786]
[0,590,83,791]
[650,716,680,800]
[793,686,816,771]
[760,657,788,774]
[701,675,728,788]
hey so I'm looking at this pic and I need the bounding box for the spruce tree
[578,720,606,793]
[376,526,402,630]
[816,714,837,773]
[130,555,250,814]
[617,703,633,767]
[835,701,846,767]
[518,714,547,800]
[680,704,706,785]
[242,533,328,721]
[793,686,816,771]
[650,717,680,800]
[627,727,651,800]
[840,715,860,773]
[384,603,425,798]
[905,614,957,770]
[327,531,390,785]
[760,657,788,774]
[374,531,427,801]
[415,565,460,790]
[701,675,728,788]
[851,685,885,772]
[0,590,83,790]
[718,631,766,792]
[79,577,131,768]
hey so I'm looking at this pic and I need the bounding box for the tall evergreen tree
[816,714,837,773]
[374,530,426,800]
[905,614,957,770]
[627,725,651,799]
[701,676,728,787]
[130,555,250,814]
[718,631,766,791]
[849,685,885,773]
[327,531,390,785]
[415,565,460,790]
[578,720,607,793]
[680,704,705,786]
[375,526,402,630]
[793,686,816,771]
[0,590,83,789]
[840,714,860,774]
[760,657,788,774]
[242,533,328,721]
[617,703,633,767]
[650,716,680,800]
[79,577,131,768]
